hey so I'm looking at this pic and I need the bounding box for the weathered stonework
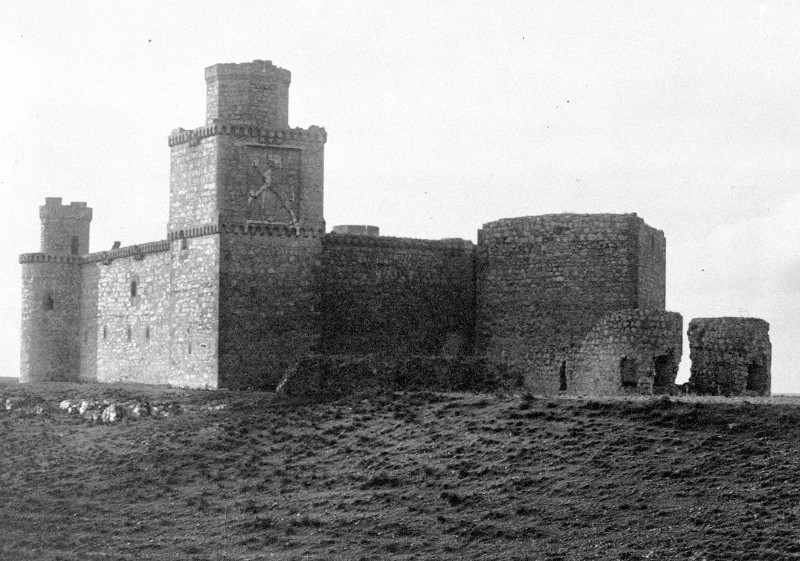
[23,58,761,396]
[570,310,683,395]
[321,234,475,358]
[475,214,669,393]
[688,318,771,396]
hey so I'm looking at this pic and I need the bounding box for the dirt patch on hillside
[1,384,800,560]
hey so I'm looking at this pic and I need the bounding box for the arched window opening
[44,293,54,311]
[620,357,638,388]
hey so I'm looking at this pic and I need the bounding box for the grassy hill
[1,383,800,560]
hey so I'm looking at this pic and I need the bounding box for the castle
[19,60,771,396]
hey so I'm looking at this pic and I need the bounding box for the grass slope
[1,384,800,560]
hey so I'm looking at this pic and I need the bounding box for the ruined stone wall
[688,317,771,396]
[570,310,682,395]
[476,213,658,393]
[320,234,475,357]
[20,257,83,382]
[218,225,322,390]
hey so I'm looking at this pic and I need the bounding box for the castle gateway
[22,59,728,395]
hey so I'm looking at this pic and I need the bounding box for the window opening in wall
[103,326,108,340]
[650,235,655,251]
[145,326,150,340]
[620,357,638,388]
[71,236,80,255]
[44,293,54,310]
[127,326,132,341]
[746,361,768,393]
[181,237,188,250]
[84,330,88,344]
[187,342,192,355]
[130,280,138,297]
[559,361,567,391]
[653,351,673,387]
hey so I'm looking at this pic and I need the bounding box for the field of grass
[2,382,800,560]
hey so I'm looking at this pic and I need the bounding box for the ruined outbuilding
[19,59,769,395]
[688,318,771,396]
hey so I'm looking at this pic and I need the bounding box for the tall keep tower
[20,198,92,382]
[166,60,327,389]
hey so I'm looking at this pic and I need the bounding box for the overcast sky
[1,1,798,392]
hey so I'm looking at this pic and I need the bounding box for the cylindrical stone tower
[19,198,92,382]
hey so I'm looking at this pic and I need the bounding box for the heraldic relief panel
[233,145,302,225]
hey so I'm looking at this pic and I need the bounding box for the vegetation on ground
[2,382,800,560]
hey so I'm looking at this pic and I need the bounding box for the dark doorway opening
[653,351,673,387]
[559,361,567,391]
[620,357,638,388]
[746,361,769,393]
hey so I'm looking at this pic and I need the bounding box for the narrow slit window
[181,237,188,250]
[103,326,108,340]
[559,361,567,391]
[145,326,150,340]
[127,326,132,341]
[71,236,80,255]
[130,280,138,297]
[44,293,54,310]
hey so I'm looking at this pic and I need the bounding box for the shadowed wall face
[320,235,475,357]
[688,317,771,396]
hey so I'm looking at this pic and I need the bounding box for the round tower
[19,198,92,382]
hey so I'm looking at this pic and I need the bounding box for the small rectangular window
[71,236,80,255]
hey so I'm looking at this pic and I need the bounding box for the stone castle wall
[320,234,475,357]
[688,318,771,396]
[218,225,323,390]
[475,213,665,392]
[570,310,682,395]
[24,59,772,396]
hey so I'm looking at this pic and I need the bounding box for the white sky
[1,1,798,392]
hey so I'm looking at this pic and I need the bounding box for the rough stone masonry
[19,59,770,396]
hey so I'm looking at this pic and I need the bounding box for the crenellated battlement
[168,122,326,146]
[19,253,83,264]
[82,240,171,263]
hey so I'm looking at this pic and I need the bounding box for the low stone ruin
[688,318,771,396]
